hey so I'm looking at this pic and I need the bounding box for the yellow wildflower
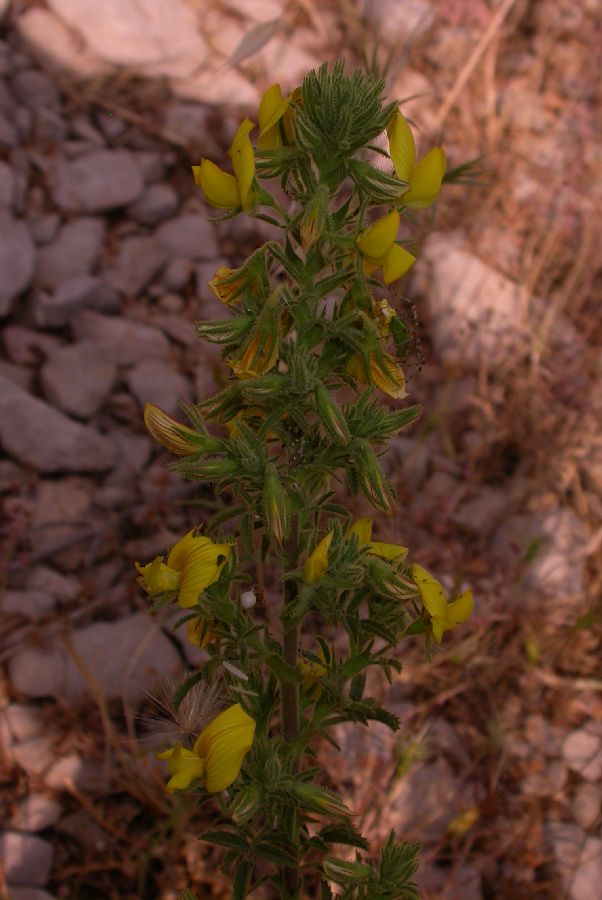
[143,403,202,456]
[208,266,246,304]
[345,516,408,563]
[345,349,407,399]
[193,117,256,211]
[412,563,473,644]
[298,647,329,701]
[356,210,416,285]
[134,528,233,609]
[304,531,334,585]
[387,112,446,209]
[156,703,255,794]
[186,615,213,648]
[258,83,290,150]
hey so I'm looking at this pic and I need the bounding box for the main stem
[281,522,300,898]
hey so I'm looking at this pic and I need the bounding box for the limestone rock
[35,216,105,291]
[70,310,170,366]
[41,340,118,418]
[154,213,220,260]
[0,213,36,317]
[49,149,144,213]
[126,359,192,416]
[0,375,116,473]
[0,831,54,886]
[33,275,120,328]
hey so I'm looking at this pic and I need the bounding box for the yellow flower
[258,83,290,150]
[304,531,334,585]
[143,403,202,456]
[346,516,408,563]
[412,563,473,644]
[186,615,213,647]
[226,406,276,440]
[156,703,255,794]
[134,528,233,608]
[193,118,256,210]
[345,349,407,399]
[356,210,416,285]
[372,297,397,339]
[208,266,246,304]
[387,111,446,209]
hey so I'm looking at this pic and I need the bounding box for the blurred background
[0,1,601,898]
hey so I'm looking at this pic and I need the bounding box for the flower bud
[231,782,262,825]
[291,782,351,818]
[143,403,223,456]
[303,531,334,585]
[264,462,289,547]
[314,382,351,444]
[184,457,241,481]
[227,291,283,379]
[194,314,255,345]
[240,372,287,404]
[354,440,397,514]
[240,589,257,609]
[208,266,247,304]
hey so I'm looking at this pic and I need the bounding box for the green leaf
[200,830,249,852]
[233,860,252,900]
[317,823,370,851]
[205,504,247,535]
[252,840,297,866]
[322,855,375,884]
[172,669,205,711]
[264,653,302,683]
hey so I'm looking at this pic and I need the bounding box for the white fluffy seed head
[240,589,257,609]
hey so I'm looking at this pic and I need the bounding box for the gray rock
[451,487,509,537]
[155,213,219,259]
[0,375,116,473]
[3,704,46,742]
[28,212,61,245]
[49,149,144,213]
[418,863,482,900]
[11,794,63,831]
[33,107,67,143]
[126,359,192,416]
[0,213,36,317]
[1,589,56,620]
[95,110,127,140]
[545,823,602,900]
[0,358,33,391]
[127,182,179,224]
[383,435,430,487]
[4,887,57,900]
[0,109,17,146]
[2,324,64,365]
[563,728,602,783]
[26,564,80,602]
[572,782,602,830]
[33,275,120,328]
[105,234,167,295]
[35,216,105,291]
[572,839,602,900]
[16,6,110,80]
[161,258,192,291]
[8,612,183,706]
[0,831,54,885]
[70,309,170,366]
[28,477,95,561]
[0,158,15,209]
[10,68,60,109]
[388,757,464,842]
[11,736,57,777]
[40,340,118,418]
[163,101,208,144]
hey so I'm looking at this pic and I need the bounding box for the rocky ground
[1,1,601,898]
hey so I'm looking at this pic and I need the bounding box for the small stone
[3,887,57,900]
[563,728,602,783]
[94,110,127,140]
[10,68,60,110]
[2,324,64,365]
[35,216,105,291]
[127,182,179,224]
[572,838,602,900]
[26,565,80,602]
[70,112,104,144]
[0,158,15,209]
[33,276,120,328]
[0,109,17,147]
[0,359,33,391]
[33,107,67,143]
[0,213,36,317]
[161,258,192,292]
[0,831,54,886]
[49,149,144,213]
[0,375,116,473]
[451,487,509,537]
[17,8,109,78]
[163,101,208,144]
[9,612,183,706]
[1,589,56,620]
[3,704,46,742]
[70,309,170,366]
[572,782,602,830]
[126,359,192,416]
[11,736,57,777]
[40,340,118,418]
[56,809,111,849]
[105,235,167,295]
[522,759,567,798]
[28,213,61,245]
[45,754,108,793]
[155,213,219,259]
[11,794,63,831]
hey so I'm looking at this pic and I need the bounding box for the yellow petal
[177,538,233,608]
[431,617,445,644]
[444,589,474,629]
[195,159,240,209]
[382,244,416,284]
[186,616,212,647]
[356,210,400,259]
[143,403,200,456]
[166,528,202,572]
[134,557,181,593]
[166,756,206,793]
[369,352,407,399]
[366,541,408,562]
[229,117,255,210]
[258,83,289,149]
[194,704,255,793]
[412,563,448,619]
[208,266,245,304]
[303,531,334,585]
[346,517,373,546]
[403,147,446,209]
[387,111,415,183]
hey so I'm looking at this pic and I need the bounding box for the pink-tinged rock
[16,7,109,78]
[126,359,192,416]
[0,374,116,473]
[11,794,63,831]
[40,340,118,419]
[2,324,64,365]
[26,564,80,601]
[563,727,602,783]
[4,888,57,900]
[28,477,95,559]
[70,309,170,366]
[49,149,144,213]
[127,182,179,225]
[104,234,167,295]
[1,589,56,620]
[154,213,219,259]
[35,216,105,291]
[0,213,36,317]
[33,276,120,328]
[45,754,109,793]
[0,831,54,885]
[8,612,183,706]
[0,158,15,209]
[10,735,57,777]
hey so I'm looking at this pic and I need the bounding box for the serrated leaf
[265,653,302,683]
[252,840,297,866]
[227,18,280,68]
[233,860,252,900]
